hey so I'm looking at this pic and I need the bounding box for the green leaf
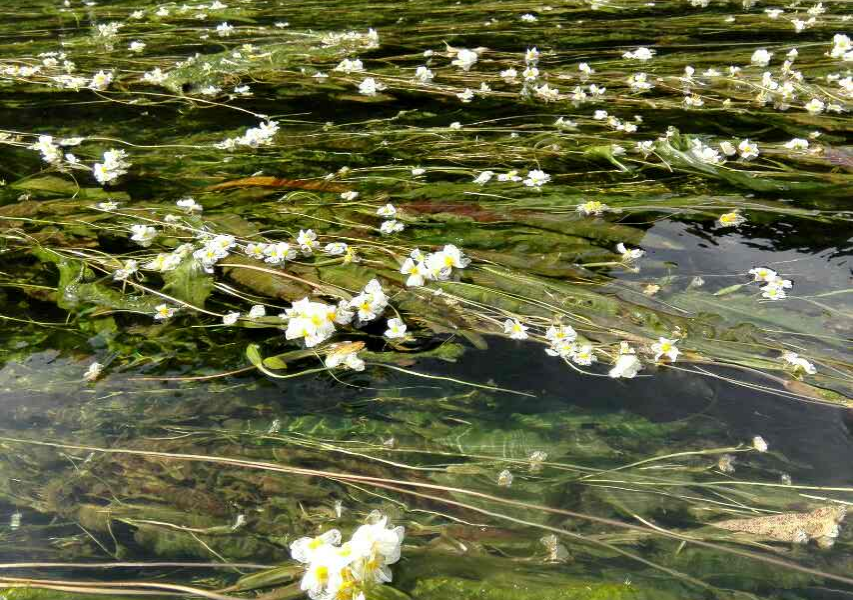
[162,258,215,307]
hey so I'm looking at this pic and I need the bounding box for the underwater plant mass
[0,0,851,598]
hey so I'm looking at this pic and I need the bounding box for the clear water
[0,1,851,599]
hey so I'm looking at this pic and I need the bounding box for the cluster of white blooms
[284,298,348,347]
[93,148,131,184]
[748,266,792,300]
[95,22,123,38]
[290,514,404,600]
[399,245,470,286]
[334,58,364,74]
[215,121,279,150]
[472,169,548,187]
[830,34,852,60]
[30,135,63,164]
[320,28,380,50]
[193,234,236,272]
[347,279,388,322]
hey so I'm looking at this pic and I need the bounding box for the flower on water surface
[748,266,777,282]
[781,351,817,375]
[376,203,397,217]
[751,48,773,67]
[384,318,407,339]
[616,242,644,261]
[577,200,609,216]
[379,219,405,234]
[738,139,760,160]
[752,436,768,452]
[651,337,679,362]
[248,305,266,319]
[113,259,138,281]
[623,47,655,61]
[222,312,240,326]
[451,48,478,71]
[503,318,529,340]
[284,298,341,347]
[718,210,746,227]
[523,169,550,187]
[84,361,103,381]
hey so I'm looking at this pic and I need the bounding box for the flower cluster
[290,514,405,600]
[748,266,792,300]
[215,121,279,150]
[93,148,130,184]
[399,245,470,287]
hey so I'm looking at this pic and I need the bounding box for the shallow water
[0,0,851,599]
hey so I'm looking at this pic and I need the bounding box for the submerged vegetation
[0,0,851,598]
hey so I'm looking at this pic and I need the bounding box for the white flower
[376,203,397,217]
[263,242,297,265]
[285,298,338,347]
[244,242,268,260]
[719,141,737,156]
[358,77,386,96]
[497,170,521,182]
[451,48,478,71]
[144,253,182,272]
[571,344,596,366]
[339,191,359,201]
[400,254,429,287]
[784,138,809,150]
[222,312,240,325]
[113,259,139,281]
[522,66,539,81]
[414,66,434,82]
[764,8,783,18]
[623,47,655,61]
[97,200,119,211]
[89,70,113,90]
[129,41,146,53]
[690,140,724,165]
[348,279,389,322]
[384,318,407,339]
[752,435,768,452]
[577,200,609,216]
[154,304,176,321]
[473,171,494,185]
[523,169,550,187]
[651,337,679,362]
[31,135,62,164]
[290,529,342,565]
[627,72,654,91]
[248,305,266,319]
[425,245,470,280]
[498,469,514,487]
[718,210,746,227]
[748,266,777,282]
[176,197,202,213]
[830,34,851,59]
[804,98,825,114]
[143,68,168,85]
[781,351,816,374]
[297,229,320,254]
[93,148,130,184]
[411,167,425,175]
[520,13,537,22]
[324,242,348,256]
[751,48,773,67]
[457,88,475,103]
[578,62,594,77]
[216,22,234,37]
[449,121,462,130]
[379,220,405,235]
[349,515,405,583]
[616,242,644,261]
[84,361,103,381]
[500,68,518,80]
[609,351,642,379]
[738,139,760,160]
[334,58,364,74]
[130,224,157,247]
[503,319,528,340]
